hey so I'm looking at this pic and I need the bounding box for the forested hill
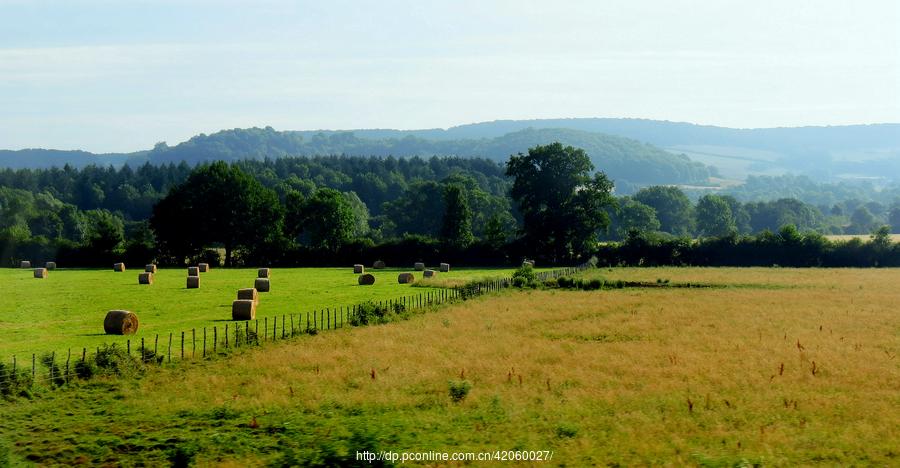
[141,127,713,187]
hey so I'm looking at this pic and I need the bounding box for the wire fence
[1,264,590,390]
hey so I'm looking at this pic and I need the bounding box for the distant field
[0,266,519,358]
[1,267,897,465]
[825,234,900,242]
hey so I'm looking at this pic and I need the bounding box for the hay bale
[258,268,271,278]
[397,272,415,284]
[353,264,365,274]
[414,262,425,271]
[20,261,31,269]
[104,310,139,335]
[113,262,126,272]
[145,264,157,273]
[423,269,436,278]
[358,273,376,285]
[138,272,153,285]
[186,275,200,289]
[187,266,200,276]
[440,263,450,272]
[198,263,210,272]
[45,262,57,270]
[237,288,259,304]
[373,260,386,269]
[33,268,48,279]
[232,300,257,321]
[255,277,270,292]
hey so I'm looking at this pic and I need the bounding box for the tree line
[1,144,899,267]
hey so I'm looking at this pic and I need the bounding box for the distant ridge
[3,118,899,184]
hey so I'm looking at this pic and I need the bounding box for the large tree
[150,161,283,266]
[633,186,694,236]
[295,188,356,251]
[506,142,615,261]
[695,194,737,237]
[612,198,660,238]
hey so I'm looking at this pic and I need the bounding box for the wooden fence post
[181,332,185,360]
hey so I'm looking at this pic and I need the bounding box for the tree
[633,186,694,236]
[150,161,283,266]
[612,198,660,238]
[297,188,355,251]
[848,206,877,234]
[83,209,125,254]
[695,194,737,237]
[441,184,474,248]
[506,142,615,261]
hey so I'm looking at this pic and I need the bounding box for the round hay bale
[255,277,271,292]
[20,261,31,269]
[104,310,139,335]
[232,300,257,321]
[198,263,210,272]
[45,261,57,270]
[237,287,259,304]
[439,263,450,272]
[186,275,200,289]
[373,260,386,269]
[258,268,271,278]
[353,264,365,274]
[397,272,415,284]
[187,266,200,276]
[423,269,436,278]
[145,264,157,273]
[33,268,48,279]
[113,262,126,272]
[358,273,376,285]
[138,272,154,285]
[414,262,425,271]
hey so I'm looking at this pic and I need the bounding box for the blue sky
[1,0,898,152]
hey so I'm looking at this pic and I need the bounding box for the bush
[0,360,33,399]
[448,380,472,402]
[39,354,65,388]
[349,301,392,326]
[74,359,96,380]
[513,263,534,288]
[93,344,143,377]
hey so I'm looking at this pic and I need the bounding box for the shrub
[94,344,143,377]
[586,278,603,290]
[349,301,391,326]
[448,379,472,402]
[39,354,65,388]
[73,359,96,380]
[511,263,536,287]
[542,278,558,288]
[0,360,33,399]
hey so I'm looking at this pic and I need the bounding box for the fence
[1,264,590,391]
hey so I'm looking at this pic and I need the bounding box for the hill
[142,126,713,187]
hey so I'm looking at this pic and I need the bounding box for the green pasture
[0,266,517,359]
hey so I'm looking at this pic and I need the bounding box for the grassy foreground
[0,266,517,358]
[1,267,899,466]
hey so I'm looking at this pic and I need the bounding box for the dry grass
[125,268,899,465]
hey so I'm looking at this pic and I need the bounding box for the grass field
[0,266,519,359]
[1,267,898,466]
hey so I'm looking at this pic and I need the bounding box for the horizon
[2,0,898,153]
[4,117,900,154]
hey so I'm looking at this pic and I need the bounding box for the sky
[0,0,898,153]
